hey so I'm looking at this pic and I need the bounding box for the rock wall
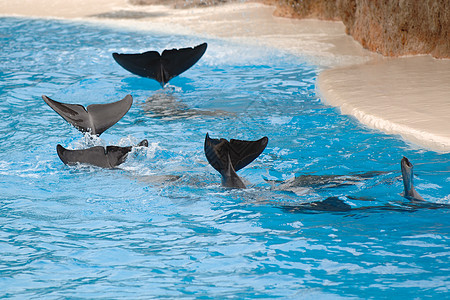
[129,0,235,8]
[262,0,450,58]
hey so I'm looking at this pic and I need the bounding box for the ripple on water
[0,17,449,299]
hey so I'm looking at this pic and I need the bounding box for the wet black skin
[204,133,268,189]
[112,43,207,86]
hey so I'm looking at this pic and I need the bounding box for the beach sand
[1,1,448,152]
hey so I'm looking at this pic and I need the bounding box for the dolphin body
[280,195,450,214]
[42,94,133,136]
[401,156,425,201]
[57,139,148,168]
[281,197,352,213]
[279,157,447,214]
[204,133,268,188]
[112,43,207,86]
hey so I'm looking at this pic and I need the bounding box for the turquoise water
[1,17,449,298]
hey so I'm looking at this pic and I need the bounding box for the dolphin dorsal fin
[204,133,268,173]
[43,94,132,136]
[112,43,207,86]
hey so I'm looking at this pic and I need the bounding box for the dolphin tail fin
[42,95,133,136]
[57,144,130,168]
[204,133,268,173]
[401,156,425,201]
[227,136,269,171]
[57,144,111,168]
[112,43,207,86]
[204,133,242,188]
[113,51,161,83]
[56,139,148,168]
[160,43,207,85]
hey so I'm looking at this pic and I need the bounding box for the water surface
[0,17,449,299]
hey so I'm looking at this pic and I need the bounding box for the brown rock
[264,0,340,20]
[129,0,235,8]
[261,0,450,58]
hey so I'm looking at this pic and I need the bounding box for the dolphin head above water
[401,156,424,201]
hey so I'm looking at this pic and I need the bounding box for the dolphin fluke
[112,43,207,86]
[401,156,425,201]
[56,139,148,168]
[204,133,268,188]
[42,94,133,136]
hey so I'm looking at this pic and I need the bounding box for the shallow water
[0,17,449,298]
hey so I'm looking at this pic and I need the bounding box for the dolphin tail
[42,94,133,136]
[204,133,268,188]
[57,145,112,168]
[400,156,425,201]
[112,43,207,86]
[57,139,148,168]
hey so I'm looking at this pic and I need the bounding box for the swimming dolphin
[280,195,450,214]
[204,133,268,188]
[112,43,207,86]
[42,94,132,136]
[57,139,148,168]
[401,156,425,201]
[266,171,386,196]
[281,197,352,213]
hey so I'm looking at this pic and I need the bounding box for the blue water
[1,17,449,299]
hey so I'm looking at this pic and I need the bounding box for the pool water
[1,17,449,298]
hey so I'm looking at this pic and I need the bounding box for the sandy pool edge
[317,56,450,153]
